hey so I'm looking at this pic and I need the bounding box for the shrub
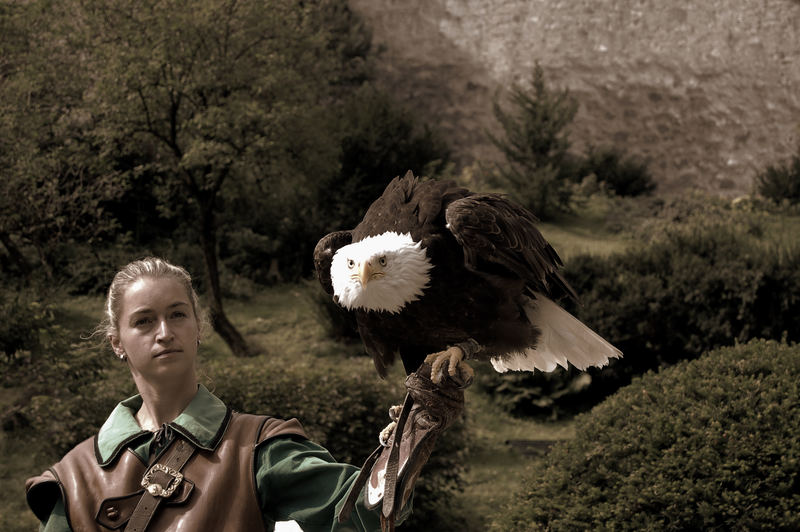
[579,145,655,197]
[328,85,451,231]
[481,204,800,418]
[567,220,800,370]
[756,152,800,205]
[24,369,133,452]
[304,280,361,343]
[491,339,800,531]
[475,364,597,420]
[0,287,113,442]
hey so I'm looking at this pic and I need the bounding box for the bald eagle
[313,172,621,382]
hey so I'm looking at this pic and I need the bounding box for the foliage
[579,145,655,197]
[217,84,451,284]
[481,199,800,418]
[491,340,800,531]
[488,62,579,219]
[0,288,110,438]
[475,367,596,421]
[0,2,122,280]
[565,210,799,389]
[304,280,361,343]
[756,150,800,204]
[323,85,451,231]
[1,0,452,301]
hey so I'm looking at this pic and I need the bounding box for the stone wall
[350,0,800,195]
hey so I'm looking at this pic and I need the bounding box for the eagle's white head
[330,231,433,314]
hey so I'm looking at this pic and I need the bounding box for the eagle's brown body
[314,173,578,377]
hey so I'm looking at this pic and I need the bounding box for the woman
[25,257,410,531]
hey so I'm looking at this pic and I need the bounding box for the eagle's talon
[379,421,397,447]
[388,404,403,422]
[425,346,472,384]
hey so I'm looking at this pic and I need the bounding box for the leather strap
[123,436,197,532]
[337,445,382,522]
[380,393,413,521]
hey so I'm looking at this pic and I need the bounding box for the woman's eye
[171,311,187,319]
[379,256,387,266]
[347,259,355,269]
[134,317,152,327]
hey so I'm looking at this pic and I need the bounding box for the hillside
[350,0,800,195]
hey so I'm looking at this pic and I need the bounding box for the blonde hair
[101,257,208,341]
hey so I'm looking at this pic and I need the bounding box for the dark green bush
[475,363,597,420]
[482,204,800,418]
[205,357,469,531]
[305,280,361,343]
[327,85,451,232]
[756,152,800,205]
[567,222,800,370]
[23,368,133,452]
[492,339,800,531]
[579,145,655,197]
[0,287,113,441]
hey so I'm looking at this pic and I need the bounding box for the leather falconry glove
[338,361,470,532]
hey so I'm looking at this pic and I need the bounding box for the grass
[457,387,576,530]
[537,195,633,260]
[0,431,52,532]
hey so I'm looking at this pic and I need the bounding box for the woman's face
[110,276,199,385]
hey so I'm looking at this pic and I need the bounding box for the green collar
[94,384,231,466]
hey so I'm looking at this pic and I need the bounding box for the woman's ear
[109,334,123,357]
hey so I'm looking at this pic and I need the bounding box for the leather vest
[26,412,307,531]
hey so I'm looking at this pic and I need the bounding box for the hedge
[492,339,800,531]
[481,210,800,418]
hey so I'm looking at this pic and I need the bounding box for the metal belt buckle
[141,464,183,497]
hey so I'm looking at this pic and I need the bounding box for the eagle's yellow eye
[379,256,387,267]
[347,259,355,269]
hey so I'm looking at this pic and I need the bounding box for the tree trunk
[0,232,31,277]
[198,198,255,357]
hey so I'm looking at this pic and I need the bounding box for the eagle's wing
[313,230,352,296]
[446,194,621,372]
[444,194,577,300]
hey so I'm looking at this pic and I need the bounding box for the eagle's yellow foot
[379,422,396,447]
[424,346,475,384]
[379,404,403,446]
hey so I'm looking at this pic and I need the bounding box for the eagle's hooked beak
[359,262,373,286]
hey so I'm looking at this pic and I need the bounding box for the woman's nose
[156,320,174,342]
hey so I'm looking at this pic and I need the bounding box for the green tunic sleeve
[255,437,411,532]
[39,497,70,532]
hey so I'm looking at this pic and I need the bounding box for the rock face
[350,0,800,195]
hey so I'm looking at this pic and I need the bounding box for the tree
[62,0,345,356]
[325,85,450,231]
[488,63,579,219]
[756,149,800,205]
[0,2,121,281]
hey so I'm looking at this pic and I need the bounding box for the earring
[118,352,127,361]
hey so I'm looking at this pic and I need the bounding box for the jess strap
[122,435,197,532]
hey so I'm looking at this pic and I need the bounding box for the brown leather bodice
[26,412,307,531]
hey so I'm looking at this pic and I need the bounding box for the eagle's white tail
[490,293,622,373]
